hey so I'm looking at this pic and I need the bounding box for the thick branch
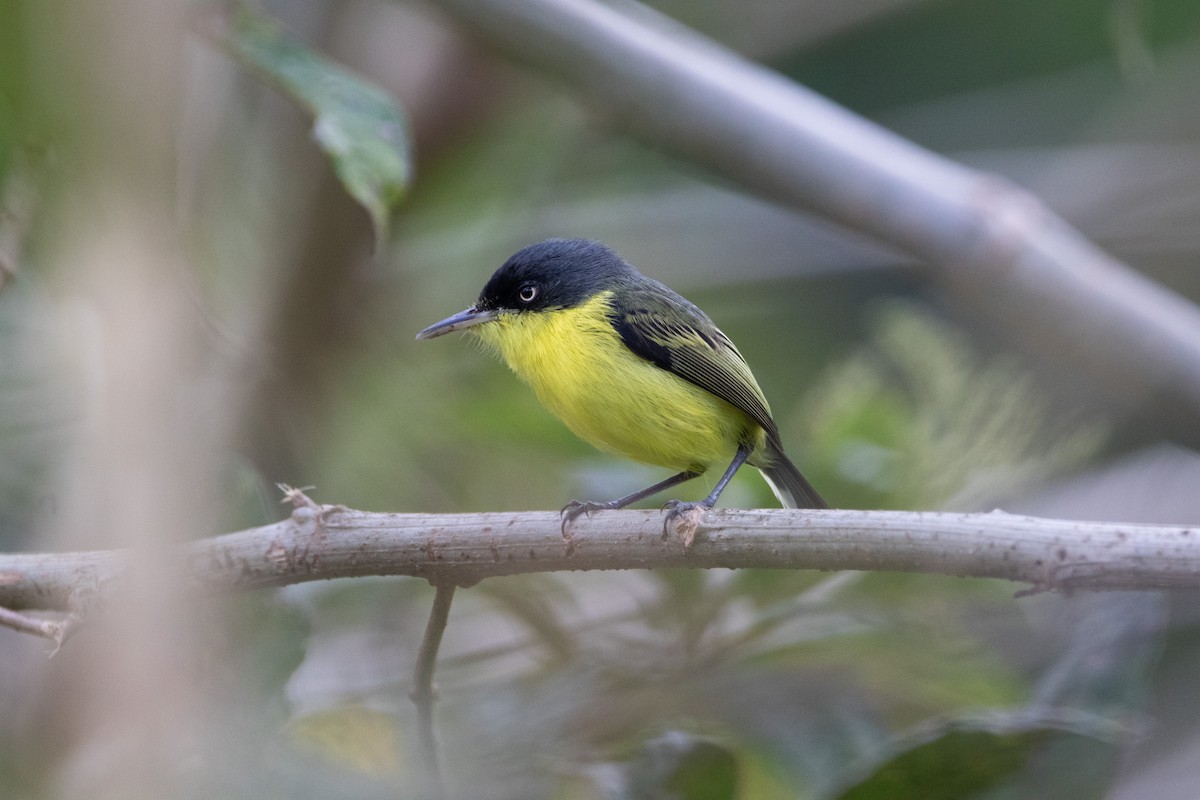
[424,0,1200,423]
[2,507,1200,612]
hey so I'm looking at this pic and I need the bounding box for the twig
[425,0,1200,428]
[0,605,85,655]
[410,583,457,800]
[0,606,62,641]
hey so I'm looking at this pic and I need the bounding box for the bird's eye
[517,284,539,304]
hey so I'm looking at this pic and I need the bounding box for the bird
[416,238,827,533]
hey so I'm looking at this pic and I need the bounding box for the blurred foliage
[837,719,1116,800]
[213,4,412,242]
[776,0,1200,119]
[1,0,1198,797]
[0,0,24,180]
[288,705,404,777]
[609,732,740,800]
[800,303,1106,510]
[0,283,71,549]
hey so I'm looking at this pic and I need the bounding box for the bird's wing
[609,289,779,438]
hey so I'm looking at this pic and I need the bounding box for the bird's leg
[561,469,702,534]
[662,444,751,541]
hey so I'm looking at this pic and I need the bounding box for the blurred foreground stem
[411,583,456,800]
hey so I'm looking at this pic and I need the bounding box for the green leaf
[841,727,1044,800]
[621,732,739,800]
[836,712,1123,800]
[214,6,411,242]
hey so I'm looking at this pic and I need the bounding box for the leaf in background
[288,705,403,778]
[835,712,1123,800]
[1030,593,1166,716]
[212,6,411,242]
[839,726,1043,800]
[613,732,739,800]
[801,302,1107,511]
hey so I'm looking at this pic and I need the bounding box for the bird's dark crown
[476,238,635,313]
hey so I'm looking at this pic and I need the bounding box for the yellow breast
[472,292,761,473]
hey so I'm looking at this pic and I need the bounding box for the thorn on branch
[277,483,347,530]
[277,483,319,510]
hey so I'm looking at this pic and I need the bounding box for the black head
[476,238,634,313]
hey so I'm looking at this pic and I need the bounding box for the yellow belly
[472,293,762,473]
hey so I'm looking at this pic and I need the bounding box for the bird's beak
[415,306,499,340]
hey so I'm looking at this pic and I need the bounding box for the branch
[424,0,1200,425]
[0,606,68,645]
[2,506,1200,615]
[411,583,456,800]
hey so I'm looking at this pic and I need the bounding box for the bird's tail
[759,444,828,509]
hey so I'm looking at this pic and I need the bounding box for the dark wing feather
[609,282,780,440]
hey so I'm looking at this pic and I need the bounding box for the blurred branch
[3,505,1200,619]
[423,0,1200,426]
[0,605,72,646]
[411,582,455,800]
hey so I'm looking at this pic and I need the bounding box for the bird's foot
[560,499,620,537]
[661,500,711,550]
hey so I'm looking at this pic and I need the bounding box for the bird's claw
[661,500,710,549]
[560,499,617,537]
